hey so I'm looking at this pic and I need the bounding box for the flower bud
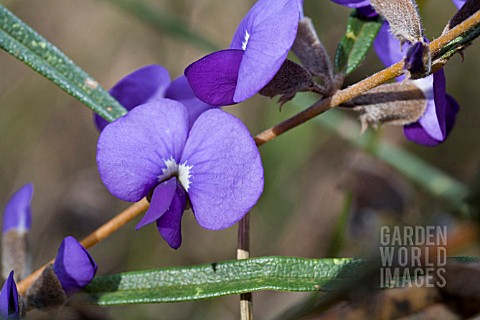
[404,41,431,79]
[25,237,97,310]
[369,0,424,45]
[0,271,22,320]
[2,184,33,282]
[52,236,98,296]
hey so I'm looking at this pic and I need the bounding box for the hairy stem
[255,10,480,146]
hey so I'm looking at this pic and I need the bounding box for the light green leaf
[85,256,479,306]
[334,10,383,76]
[0,5,127,122]
[85,257,361,305]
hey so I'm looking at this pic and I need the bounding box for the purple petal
[374,22,407,69]
[230,0,300,102]
[331,0,372,8]
[404,70,459,145]
[135,178,177,230]
[181,109,264,230]
[53,237,98,296]
[3,183,33,232]
[95,65,171,131]
[156,180,187,249]
[452,0,466,9]
[185,49,243,106]
[0,271,19,320]
[97,100,189,202]
[165,76,217,127]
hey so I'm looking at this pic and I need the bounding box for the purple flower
[96,100,264,249]
[52,236,98,296]
[185,0,301,106]
[374,23,459,145]
[95,65,215,131]
[2,183,33,233]
[0,271,19,320]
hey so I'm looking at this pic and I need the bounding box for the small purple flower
[2,183,33,233]
[96,100,263,249]
[185,0,301,106]
[52,236,98,296]
[95,65,214,131]
[0,271,19,320]
[374,23,459,145]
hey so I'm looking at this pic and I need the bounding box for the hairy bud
[405,41,431,79]
[369,0,424,45]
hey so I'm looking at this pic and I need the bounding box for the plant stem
[237,213,253,320]
[254,10,480,146]
[15,9,479,298]
[16,198,149,295]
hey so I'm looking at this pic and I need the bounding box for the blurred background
[0,0,479,319]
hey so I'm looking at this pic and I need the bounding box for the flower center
[241,29,250,50]
[158,157,193,192]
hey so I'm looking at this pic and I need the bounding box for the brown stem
[254,10,480,146]
[16,198,149,295]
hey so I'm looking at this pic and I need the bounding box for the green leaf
[85,257,362,305]
[0,5,127,122]
[85,256,479,306]
[334,10,383,76]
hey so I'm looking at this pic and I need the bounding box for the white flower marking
[242,30,250,51]
[158,157,193,192]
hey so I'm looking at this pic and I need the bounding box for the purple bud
[52,237,97,296]
[0,271,19,320]
[3,184,33,233]
[404,41,431,78]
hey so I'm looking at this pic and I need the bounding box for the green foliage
[85,257,361,305]
[0,5,126,122]
[334,10,383,76]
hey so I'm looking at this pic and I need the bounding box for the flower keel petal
[156,181,187,249]
[136,178,177,230]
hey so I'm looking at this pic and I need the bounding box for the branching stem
[15,10,480,300]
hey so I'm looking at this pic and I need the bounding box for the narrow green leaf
[334,10,383,76]
[85,257,362,305]
[0,5,127,122]
[85,256,479,306]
